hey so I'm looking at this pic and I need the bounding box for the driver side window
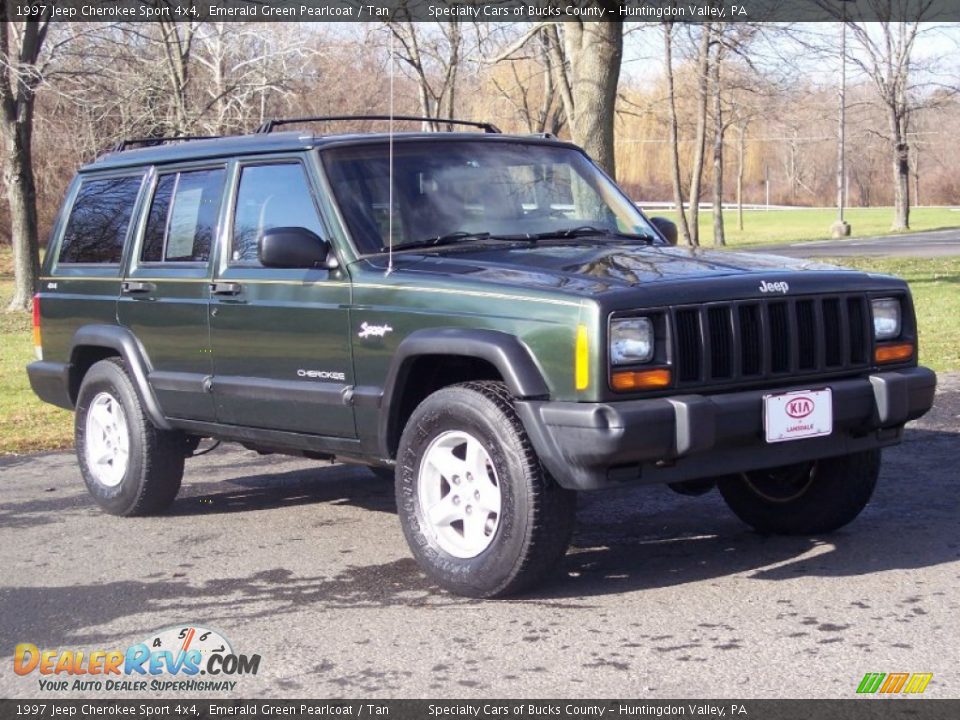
[231,163,324,265]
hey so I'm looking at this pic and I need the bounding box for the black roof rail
[255,115,501,135]
[111,135,221,153]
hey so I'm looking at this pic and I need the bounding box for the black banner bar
[7,0,960,24]
[1,700,959,720]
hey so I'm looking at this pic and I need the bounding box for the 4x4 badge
[358,322,394,339]
[759,280,790,294]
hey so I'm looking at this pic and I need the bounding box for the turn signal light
[611,368,671,391]
[875,342,913,364]
[575,324,589,391]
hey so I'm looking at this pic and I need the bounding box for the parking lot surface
[2,375,958,699]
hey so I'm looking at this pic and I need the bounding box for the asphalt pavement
[1,375,958,700]
[746,228,960,258]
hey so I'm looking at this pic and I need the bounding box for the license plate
[763,388,833,443]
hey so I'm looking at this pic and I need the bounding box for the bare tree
[686,24,712,247]
[711,34,726,247]
[485,21,624,177]
[154,17,199,134]
[192,23,308,133]
[482,26,564,135]
[1,9,52,311]
[662,21,692,245]
[843,1,944,230]
[554,21,623,177]
[386,20,463,129]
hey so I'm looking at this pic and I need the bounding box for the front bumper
[516,367,937,491]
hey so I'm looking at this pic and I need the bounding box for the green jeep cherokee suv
[27,117,937,597]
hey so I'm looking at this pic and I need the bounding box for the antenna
[386,30,395,276]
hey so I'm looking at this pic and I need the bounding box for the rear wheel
[75,358,185,516]
[717,450,880,535]
[396,381,576,598]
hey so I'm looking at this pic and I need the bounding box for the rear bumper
[26,360,74,410]
[516,367,937,491]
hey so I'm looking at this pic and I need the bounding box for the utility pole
[832,3,854,237]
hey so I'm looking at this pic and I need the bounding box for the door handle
[122,281,155,294]
[211,282,242,296]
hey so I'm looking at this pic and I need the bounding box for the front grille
[672,294,871,387]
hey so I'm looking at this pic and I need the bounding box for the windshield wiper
[382,231,491,253]
[528,225,659,243]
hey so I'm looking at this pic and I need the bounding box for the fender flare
[69,325,172,430]
[379,328,550,457]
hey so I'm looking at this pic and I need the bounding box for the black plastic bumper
[516,367,937,491]
[26,360,74,411]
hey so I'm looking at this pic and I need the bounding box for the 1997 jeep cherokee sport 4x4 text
[27,117,937,598]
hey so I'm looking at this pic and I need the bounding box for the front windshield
[321,140,657,254]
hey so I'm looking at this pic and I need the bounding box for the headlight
[872,298,901,340]
[610,317,654,364]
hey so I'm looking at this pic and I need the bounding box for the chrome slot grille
[672,295,870,386]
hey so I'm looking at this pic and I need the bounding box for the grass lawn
[0,249,957,455]
[658,207,960,247]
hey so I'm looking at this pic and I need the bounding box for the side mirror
[650,217,678,246]
[259,227,333,269]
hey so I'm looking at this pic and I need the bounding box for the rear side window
[231,163,323,264]
[58,175,144,264]
[141,168,226,263]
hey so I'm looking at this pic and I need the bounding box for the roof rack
[255,115,502,135]
[111,135,220,153]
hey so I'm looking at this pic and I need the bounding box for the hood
[376,242,841,295]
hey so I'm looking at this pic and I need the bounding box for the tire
[75,358,185,516]
[396,381,577,598]
[717,450,881,535]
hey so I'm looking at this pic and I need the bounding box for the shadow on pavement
[168,465,397,517]
[2,426,957,646]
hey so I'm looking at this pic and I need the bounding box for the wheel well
[388,355,503,457]
[69,345,121,403]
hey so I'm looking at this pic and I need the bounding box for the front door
[208,159,355,437]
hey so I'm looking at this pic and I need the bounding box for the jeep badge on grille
[759,280,790,294]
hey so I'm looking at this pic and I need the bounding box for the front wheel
[396,381,576,598]
[717,450,881,535]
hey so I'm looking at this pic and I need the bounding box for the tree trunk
[3,111,41,312]
[711,41,725,247]
[1,19,45,313]
[687,25,712,247]
[736,125,745,231]
[663,22,692,245]
[890,108,910,230]
[561,22,623,178]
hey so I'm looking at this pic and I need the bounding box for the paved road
[747,228,960,258]
[2,376,958,700]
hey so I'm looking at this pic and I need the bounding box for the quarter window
[141,169,226,263]
[58,175,144,264]
[231,164,323,264]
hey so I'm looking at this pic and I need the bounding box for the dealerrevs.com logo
[14,625,260,693]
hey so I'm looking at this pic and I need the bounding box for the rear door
[117,164,227,421]
[208,157,355,437]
